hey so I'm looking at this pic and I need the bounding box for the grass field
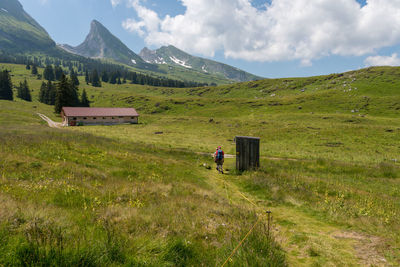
[0,63,399,266]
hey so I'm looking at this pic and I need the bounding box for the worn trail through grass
[204,164,387,266]
[37,113,62,128]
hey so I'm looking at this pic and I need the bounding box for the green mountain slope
[140,45,262,82]
[0,0,55,52]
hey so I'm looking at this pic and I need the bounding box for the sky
[19,0,400,78]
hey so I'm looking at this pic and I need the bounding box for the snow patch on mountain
[1,8,8,13]
[155,57,167,64]
[202,65,208,73]
[131,59,136,64]
[169,56,192,68]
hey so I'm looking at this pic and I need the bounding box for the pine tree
[55,75,70,113]
[26,64,31,70]
[91,69,101,87]
[80,89,90,107]
[31,65,38,75]
[17,79,31,102]
[47,81,56,105]
[23,79,32,102]
[117,77,122,85]
[43,65,55,81]
[70,70,79,86]
[54,66,64,81]
[39,81,46,103]
[39,81,55,105]
[109,72,117,84]
[0,70,13,100]
[85,70,89,84]
[131,72,137,84]
[101,71,109,83]
[68,78,80,107]
[17,81,23,99]
[55,75,81,113]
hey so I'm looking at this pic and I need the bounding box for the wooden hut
[61,107,139,126]
[235,136,260,171]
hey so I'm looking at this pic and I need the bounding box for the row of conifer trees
[51,74,89,113]
[38,63,208,88]
[0,69,89,113]
[1,50,210,88]
[0,70,33,102]
[17,79,32,102]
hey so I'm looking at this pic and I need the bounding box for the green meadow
[0,63,399,266]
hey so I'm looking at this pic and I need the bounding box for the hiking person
[214,146,225,174]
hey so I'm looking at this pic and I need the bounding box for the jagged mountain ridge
[59,20,146,68]
[0,0,55,52]
[139,45,262,82]
[58,20,260,83]
[0,0,262,84]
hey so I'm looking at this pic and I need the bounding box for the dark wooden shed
[235,136,260,171]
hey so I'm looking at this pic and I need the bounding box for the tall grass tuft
[163,239,199,267]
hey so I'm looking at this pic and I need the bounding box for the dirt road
[37,113,62,128]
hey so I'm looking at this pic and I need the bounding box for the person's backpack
[216,149,224,160]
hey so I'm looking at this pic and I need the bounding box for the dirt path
[199,152,300,161]
[333,231,387,266]
[37,113,62,128]
[204,168,388,266]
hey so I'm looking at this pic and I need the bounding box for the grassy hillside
[1,63,400,266]
[0,0,55,52]
[0,100,287,266]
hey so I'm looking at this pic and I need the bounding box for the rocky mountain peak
[58,20,145,67]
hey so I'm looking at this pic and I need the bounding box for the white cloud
[116,0,400,63]
[364,53,400,66]
[111,0,122,7]
[122,18,146,36]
